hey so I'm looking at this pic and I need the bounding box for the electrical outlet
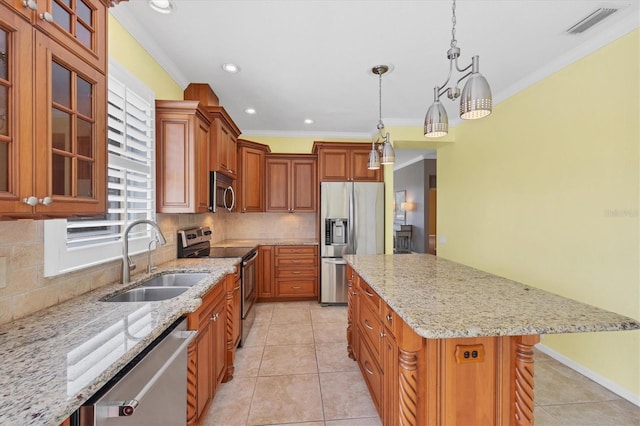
[454,344,485,364]
[439,235,447,245]
[0,257,6,289]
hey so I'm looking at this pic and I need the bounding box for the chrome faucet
[122,219,167,284]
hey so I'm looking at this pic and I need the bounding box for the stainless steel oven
[177,227,257,346]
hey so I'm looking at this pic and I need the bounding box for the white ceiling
[111,0,638,164]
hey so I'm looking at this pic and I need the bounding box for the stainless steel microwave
[210,171,235,212]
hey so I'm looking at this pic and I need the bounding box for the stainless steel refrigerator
[320,182,384,304]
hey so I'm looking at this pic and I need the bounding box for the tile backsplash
[0,212,316,325]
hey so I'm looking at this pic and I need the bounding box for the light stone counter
[344,254,640,339]
[0,258,238,426]
[212,238,318,247]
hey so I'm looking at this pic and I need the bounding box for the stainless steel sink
[139,273,210,288]
[103,286,190,302]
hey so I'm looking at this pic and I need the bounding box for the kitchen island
[344,254,639,426]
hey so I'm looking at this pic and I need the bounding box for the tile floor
[201,301,640,426]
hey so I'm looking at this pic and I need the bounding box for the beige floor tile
[271,307,311,324]
[233,345,264,378]
[537,400,640,425]
[326,417,382,426]
[313,321,347,344]
[316,342,359,373]
[243,323,269,347]
[311,306,347,323]
[260,344,318,376]
[267,322,314,345]
[534,360,621,406]
[272,300,313,309]
[253,303,274,325]
[200,377,256,426]
[319,371,379,420]
[248,374,324,425]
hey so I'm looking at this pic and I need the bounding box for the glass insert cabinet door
[34,30,106,215]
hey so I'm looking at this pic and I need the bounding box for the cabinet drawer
[357,295,383,359]
[359,281,381,313]
[277,279,316,296]
[382,304,399,338]
[275,246,317,256]
[276,267,317,279]
[276,256,316,268]
[357,329,382,413]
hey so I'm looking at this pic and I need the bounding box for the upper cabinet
[183,84,241,180]
[266,154,317,213]
[155,100,211,214]
[237,139,270,213]
[0,0,110,218]
[313,142,383,182]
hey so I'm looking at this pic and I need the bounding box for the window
[44,59,156,277]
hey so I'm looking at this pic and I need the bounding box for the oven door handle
[96,329,196,417]
[243,251,258,265]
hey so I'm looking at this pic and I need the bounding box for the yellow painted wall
[437,30,639,396]
[108,14,183,100]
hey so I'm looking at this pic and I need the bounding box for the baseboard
[536,343,640,407]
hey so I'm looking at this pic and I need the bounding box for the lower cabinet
[224,265,242,381]
[257,245,274,299]
[186,282,227,425]
[257,245,318,301]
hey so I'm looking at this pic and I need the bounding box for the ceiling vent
[566,8,618,34]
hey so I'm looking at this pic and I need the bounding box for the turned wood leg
[398,348,419,426]
[514,336,538,426]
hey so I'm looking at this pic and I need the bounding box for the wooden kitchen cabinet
[257,245,274,300]
[207,106,240,180]
[274,245,318,300]
[155,100,211,213]
[313,141,383,182]
[265,154,317,213]
[237,139,270,212]
[224,265,241,382]
[0,0,109,218]
[186,282,227,425]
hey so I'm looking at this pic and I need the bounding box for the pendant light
[424,0,492,138]
[368,65,395,170]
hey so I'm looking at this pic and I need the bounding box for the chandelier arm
[454,58,473,74]
[436,59,456,98]
[455,70,473,87]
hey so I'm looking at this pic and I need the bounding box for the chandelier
[368,65,395,170]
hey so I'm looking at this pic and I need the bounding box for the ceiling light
[304,119,314,124]
[148,0,174,14]
[368,65,395,170]
[222,63,240,73]
[424,0,492,137]
[245,108,256,115]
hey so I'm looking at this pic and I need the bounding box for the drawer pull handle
[364,319,374,330]
[364,288,374,297]
[292,271,301,274]
[292,286,301,289]
[364,362,374,375]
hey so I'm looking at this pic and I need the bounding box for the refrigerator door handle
[349,184,357,253]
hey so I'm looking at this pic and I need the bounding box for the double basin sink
[103,273,210,302]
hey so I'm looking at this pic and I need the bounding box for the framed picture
[394,190,406,224]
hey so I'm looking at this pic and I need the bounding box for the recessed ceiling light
[148,0,174,14]
[222,63,240,73]
[245,108,256,115]
[304,119,314,124]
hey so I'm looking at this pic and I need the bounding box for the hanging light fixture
[424,0,492,138]
[368,65,395,170]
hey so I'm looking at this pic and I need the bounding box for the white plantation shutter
[44,60,156,276]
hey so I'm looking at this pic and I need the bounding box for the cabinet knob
[380,332,386,338]
[386,314,393,323]
[23,196,38,206]
[39,197,53,206]
[39,11,54,22]
[22,0,37,10]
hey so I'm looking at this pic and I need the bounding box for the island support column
[397,319,540,426]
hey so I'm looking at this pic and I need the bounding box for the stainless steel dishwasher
[77,318,196,426]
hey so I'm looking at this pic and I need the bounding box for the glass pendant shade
[460,72,492,119]
[367,148,380,170]
[424,100,449,138]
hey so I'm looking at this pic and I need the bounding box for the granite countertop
[0,258,238,426]
[212,238,318,247]
[344,254,640,339]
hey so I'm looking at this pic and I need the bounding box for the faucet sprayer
[122,220,167,284]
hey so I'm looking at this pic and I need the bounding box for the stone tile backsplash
[0,212,316,324]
